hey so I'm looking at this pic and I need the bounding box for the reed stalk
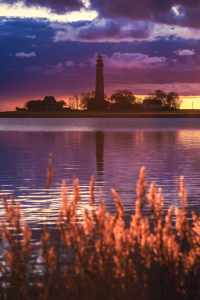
[0,161,200,299]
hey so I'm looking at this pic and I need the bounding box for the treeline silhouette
[15,90,182,112]
[67,89,182,111]
[16,96,66,112]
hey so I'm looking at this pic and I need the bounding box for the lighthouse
[95,54,104,108]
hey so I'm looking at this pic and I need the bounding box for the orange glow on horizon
[135,95,200,110]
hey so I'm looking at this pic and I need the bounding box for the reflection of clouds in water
[1,120,200,236]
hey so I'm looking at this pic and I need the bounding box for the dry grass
[1,159,200,299]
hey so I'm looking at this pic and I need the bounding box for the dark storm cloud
[52,19,152,42]
[2,0,83,13]
[77,19,151,40]
[2,17,200,111]
[89,0,200,28]
[1,17,200,80]
[77,20,120,40]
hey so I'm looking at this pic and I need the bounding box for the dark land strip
[1,110,200,118]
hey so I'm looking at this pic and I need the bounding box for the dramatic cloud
[2,1,200,111]
[15,51,36,57]
[52,19,152,42]
[3,0,200,30]
[1,0,84,14]
[173,49,195,55]
[77,19,151,40]
[0,1,97,22]
[89,0,200,29]
[151,23,200,41]
[90,52,167,69]
[51,19,200,43]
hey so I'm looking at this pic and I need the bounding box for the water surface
[0,118,200,239]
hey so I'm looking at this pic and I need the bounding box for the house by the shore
[43,96,59,111]
[143,99,162,110]
[22,96,66,111]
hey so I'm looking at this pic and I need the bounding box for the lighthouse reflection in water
[0,118,200,240]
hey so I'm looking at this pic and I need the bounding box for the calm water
[0,118,200,239]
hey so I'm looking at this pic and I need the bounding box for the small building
[43,96,59,111]
[143,99,162,110]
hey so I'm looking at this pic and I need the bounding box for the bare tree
[68,94,79,110]
[74,93,79,110]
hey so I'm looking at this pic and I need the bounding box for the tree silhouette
[145,90,182,109]
[110,90,136,110]
[167,91,182,109]
[57,100,66,109]
[24,100,45,111]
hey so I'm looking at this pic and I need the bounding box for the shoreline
[1,110,200,118]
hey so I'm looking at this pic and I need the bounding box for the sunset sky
[1,0,200,111]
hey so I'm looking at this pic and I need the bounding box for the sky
[1,0,200,110]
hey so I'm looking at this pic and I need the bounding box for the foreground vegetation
[1,158,200,299]
[1,109,200,118]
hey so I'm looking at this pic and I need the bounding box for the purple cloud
[78,62,86,67]
[26,35,36,39]
[171,56,198,71]
[173,49,195,56]
[65,60,76,66]
[42,63,64,74]
[52,19,152,42]
[25,61,76,75]
[90,52,167,69]
[77,19,121,40]
[15,52,36,57]
[2,0,83,13]
[89,0,200,28]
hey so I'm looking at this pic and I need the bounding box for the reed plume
[0,163,200,299]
